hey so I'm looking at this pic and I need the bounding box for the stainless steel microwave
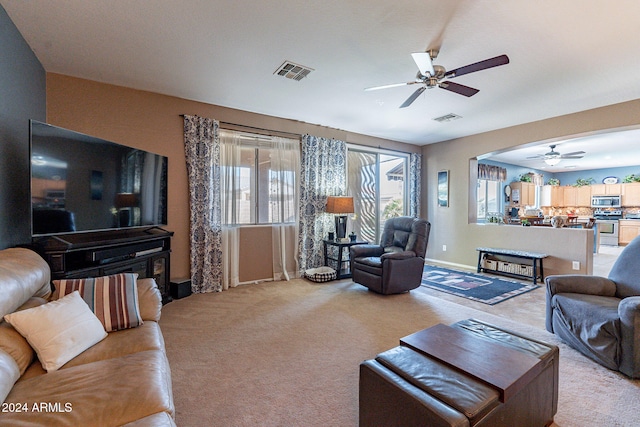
[591,195,621,208]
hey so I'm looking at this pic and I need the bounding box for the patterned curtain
[409,153,422,217]
[298,135,347,273]
[183,115,223,293]
[478,164,507,181]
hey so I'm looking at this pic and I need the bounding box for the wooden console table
[476,247,547,285]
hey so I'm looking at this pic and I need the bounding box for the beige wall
[46,73,420,282]
[422,99,640,273]
[47,73,639,280]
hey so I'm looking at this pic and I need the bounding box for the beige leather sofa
[0,247,175,426]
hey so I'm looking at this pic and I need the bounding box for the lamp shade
[326,196,354,214]
[115,193,138,208]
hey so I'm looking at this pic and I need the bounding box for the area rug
[421,264,539,305]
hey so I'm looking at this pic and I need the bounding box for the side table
[323,239,368,279]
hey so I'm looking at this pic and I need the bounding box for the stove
[593,209,622,220]
[594,209,621,245]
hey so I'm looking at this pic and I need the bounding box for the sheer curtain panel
[219,130,300,283]
[220,131,242,288]
[269,136,300,281]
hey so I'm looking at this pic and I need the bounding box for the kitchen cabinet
[561,185,590,207]
[619,219,640,245]
[562,186,576,207]
[591,183,622,196]
[577,186,591,206]
[622,183,640,206]
[509,182,535,207]
[540,185,563,207]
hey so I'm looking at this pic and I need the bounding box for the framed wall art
[437,170,449,207]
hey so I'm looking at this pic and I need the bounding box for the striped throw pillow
[52,273,143,332]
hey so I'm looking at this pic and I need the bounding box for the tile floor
[593,244,625,277]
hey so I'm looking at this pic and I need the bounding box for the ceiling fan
[364,49,509,108]
[527,145,585,166]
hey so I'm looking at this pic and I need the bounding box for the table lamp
[115,193,138,227]
[326,196,354,239]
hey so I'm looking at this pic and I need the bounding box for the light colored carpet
[160,278,640,426]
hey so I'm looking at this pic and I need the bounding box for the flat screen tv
[30,120,168,236]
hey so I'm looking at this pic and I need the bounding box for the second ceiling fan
[527,145,585,166]
[365,49,509,108]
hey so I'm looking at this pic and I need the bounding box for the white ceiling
[485,128,640,173]
[4,0,640,151]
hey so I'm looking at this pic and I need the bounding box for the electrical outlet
[572,261,580,270]
[442,245,447,252]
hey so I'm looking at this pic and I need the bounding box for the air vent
[274,61,314,81]
[433,113,462,123]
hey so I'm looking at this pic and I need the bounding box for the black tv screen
[30,120,168,236]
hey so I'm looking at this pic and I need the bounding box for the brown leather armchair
[350,217,430,295]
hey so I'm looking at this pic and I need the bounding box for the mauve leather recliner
[350,216,430,295]
[546,234,640,378]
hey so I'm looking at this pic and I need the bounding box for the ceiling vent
[433,113,462,123]
[274,61,313,81]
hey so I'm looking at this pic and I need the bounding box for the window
[220,130,299,225]
[347,146,409,243]
[477,179,500,221]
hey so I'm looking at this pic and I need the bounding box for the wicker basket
[483,259,498,271]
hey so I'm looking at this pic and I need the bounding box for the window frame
[220,130,298,226]
[477,178,502,222]
[346,144,410,243]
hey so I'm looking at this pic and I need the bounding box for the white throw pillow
[3,291,107,372]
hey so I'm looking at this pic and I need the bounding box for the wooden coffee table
[400,322,547,402]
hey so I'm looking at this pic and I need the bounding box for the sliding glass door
[347,147,408,243]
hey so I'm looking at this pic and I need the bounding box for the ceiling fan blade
[559,151,586,157]
[445,54,510,78]
[526,155,544,159]
[400,86,427,108]
[439,81,479,97]
[411,52,435,77]
[365,81,419,91]
[560,155,584,159]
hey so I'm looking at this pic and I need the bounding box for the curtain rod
[180,115,300,139]
[180,115,419,154]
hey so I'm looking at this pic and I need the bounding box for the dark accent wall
[0,5,46,249]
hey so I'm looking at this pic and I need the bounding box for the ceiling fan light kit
[365,48,509,108]
[528,144,586,167]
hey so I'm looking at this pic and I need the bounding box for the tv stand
[32,227,174,304]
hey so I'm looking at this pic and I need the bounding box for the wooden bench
[476,247,548,285]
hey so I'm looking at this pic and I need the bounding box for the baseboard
[424,258,476,272]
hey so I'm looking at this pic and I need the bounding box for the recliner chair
[350,216,430,295]
[546,235,640,378]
